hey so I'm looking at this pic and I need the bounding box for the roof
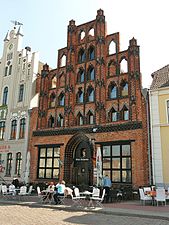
[150,64,169,90]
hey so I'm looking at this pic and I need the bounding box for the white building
[0,24,41,184]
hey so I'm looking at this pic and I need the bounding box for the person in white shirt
[53,180,65,204]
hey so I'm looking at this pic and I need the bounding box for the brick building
[29,9,149,189]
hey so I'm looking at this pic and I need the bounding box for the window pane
[103,146,110,157]
[102,170,111,178]
[122,158,131,169]
[122,145,130,156]
[53,169,59,178]
[39,159,45,167]
[40,148,46,157]
[122,170,131,182]
[112,158,120,168]
[54,148,60,157]
[46,159,52,167]
[46,169,52,178]
[47,148,53,157]
[103,158,111,169]
[112,171,120,182]
[38,169,45,178]
[54,158,59,167]
[112,145,120,156]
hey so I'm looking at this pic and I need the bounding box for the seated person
[43,182,55,201]
[53,180,65,204]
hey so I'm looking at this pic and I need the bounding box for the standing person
[103,174,112,203]
[53,180,65,204]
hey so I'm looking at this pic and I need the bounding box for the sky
[1,0,169,88]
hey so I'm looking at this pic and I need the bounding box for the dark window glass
[5,67,8,76]
[38,147,60,179]
[6,153,12,176]
[18,84,24,102]
[15,152,22,176]
[2,87,8,105]
[9,65,12,75]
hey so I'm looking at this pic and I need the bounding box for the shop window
[102,144,131,183]
[6,153,13,176]
[19,118,26,139]
[37,146,61,179]
[0,121,5,140]
[15,152,22,176]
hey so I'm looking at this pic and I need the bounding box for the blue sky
[1,0,169,88]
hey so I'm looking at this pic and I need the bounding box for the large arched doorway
[64,133,93,186]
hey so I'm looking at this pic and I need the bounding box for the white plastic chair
[166,187,169,200]
[8,184,16,195]
[89,189,105,208]
[71,188,85,207]
[154,188,166,206]
[139,188,152,205]
[143,187,151,194]
[92,187,100,197]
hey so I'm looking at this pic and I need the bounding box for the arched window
[51,76,57,88]
[10,119,17,139]
[77,69,84,83]
[60,55,66,67]
[87,86,94,102]
[121,105,129,121]
[120,59,128,73]
[15,152,22,176]
[48,115,55,128]
[109,40,116,55]
[88,46,95,60]
[80,30,85,40]
[58,92,65,106]
[19,118,26,139]
[87,66,95,81]
[88,28,94,36]
[2,87,8,105]
[87,111,94,124]
[57,114,64,127]
[6,153,13,176]
[78,49,86,63]
[77,112,83,125]
[109,107,118,122]
[18,84,24,102]
[121,80,128,97]
[5,66,8,76]
[108,82,117,99]
[9,65,12,75]
[0,121,5,140]
[49,93,56,108]
[76,88,84,103]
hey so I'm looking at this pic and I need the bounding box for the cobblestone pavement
[0,204,169,225]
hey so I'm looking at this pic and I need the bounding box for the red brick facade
[29,9,149,189]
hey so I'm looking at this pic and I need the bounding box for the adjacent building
[0,24,41,184]
[149,65,169,187]
[29,9,149,189]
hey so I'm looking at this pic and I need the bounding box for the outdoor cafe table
[146,190,169,205]
[80,191,93,207]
